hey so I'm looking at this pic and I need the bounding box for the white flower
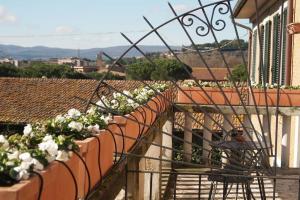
[0,135,9,149]
[100,114,112,124]
[23,124,33,137]
[7,151,19,160]
[38,135,58,159]
[55,115,66,123]
[87,106,97,115]
[68,121,83,132]
[66,108,81,119]
[123,90,133,97]
[32,159,44,171]
[19,152,32,163]
[56,150,69,162]
[87,124,100,134]
[14,166,30,180]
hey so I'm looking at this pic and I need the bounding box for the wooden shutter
[259,25,265,84]
[281,9,288,85]
[263,21,271,84]
[272,14,281,84]
[252,30,257,82]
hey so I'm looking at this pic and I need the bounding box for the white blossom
[7,150,19,160]
[56,150,69,162]
[0,135,9,149]
[100,114,112,124]
[68,121,83,132]
[66,108,81,119]
[32,159,44,171]
[38,135,58,160]
[55,115,66,123]
[23,124,33,137]
[87,124,100,134]
[13,166,30,180]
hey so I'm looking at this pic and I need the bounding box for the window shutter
[264,21,271,84]
[252,30,257,82]
[272,14,281,84]
[281,9,288,85]
[259,25,265,84]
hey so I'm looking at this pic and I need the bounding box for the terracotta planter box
[177,87,241,105]
[76,130,114,196]
[250,89,300,107]
[109,109,144,153]
[0,155,80,200]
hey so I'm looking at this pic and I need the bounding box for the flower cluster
[0,133,76,185]
[250,82,300,89]
[181,80,240,88]
[96,83,168,115]
[0,107,112,185]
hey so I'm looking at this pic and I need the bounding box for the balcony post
[263,115,271,149]
[291,116,300,168]
[184,110,193,162]
[223,114,232,140]
[161,118,173,167]
[222,114,232,165]
[203,113,213,164]
[244,115,252,140]
[282,116,291,168]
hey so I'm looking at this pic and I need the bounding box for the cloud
[0,6,17,23]
[55,26,74,34]
[173,4,190,13]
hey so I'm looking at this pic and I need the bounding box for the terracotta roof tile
[0,78,148,124]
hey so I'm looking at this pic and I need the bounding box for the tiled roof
[174,112,242,131]
[0,78,146,124]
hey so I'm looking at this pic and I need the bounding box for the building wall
[291,0,300,85]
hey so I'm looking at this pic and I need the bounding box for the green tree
[126,58,191,81]
[0,63,19,77]
[229,64,247,82]
[126,60,155,80]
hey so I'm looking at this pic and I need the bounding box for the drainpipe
[286,0,293,85]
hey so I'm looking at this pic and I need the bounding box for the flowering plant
[95,83,169,115]
[181,80,239,88]
[0,133,77,186]
[0,107,112,185]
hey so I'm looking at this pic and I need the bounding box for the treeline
[183,39,248,51]
[0,58,192,81]
[126,58,192,80]
[0,62,124,80]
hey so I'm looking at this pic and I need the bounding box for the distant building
[0,58,19,67]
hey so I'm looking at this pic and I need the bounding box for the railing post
[184,110,193,162]
[203,113,213,164]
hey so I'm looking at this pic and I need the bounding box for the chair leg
[208,182,214,200]
[236,183,239,200]
[223,181,228,200]
[246,183,251,200]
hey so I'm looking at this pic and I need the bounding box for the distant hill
[0,44,180,60]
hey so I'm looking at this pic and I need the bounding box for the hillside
[0,44,180,60]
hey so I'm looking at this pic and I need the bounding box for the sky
[0,0,251,49]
